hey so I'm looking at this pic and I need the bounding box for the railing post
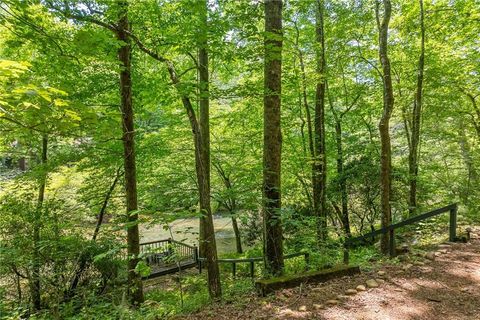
[304,252,310,270]
[250,261,255,280]
[232,262,236,278]
[449,204,458,242]
[343,245,350,265]
[389,228,395,257]
[193,244,198,263]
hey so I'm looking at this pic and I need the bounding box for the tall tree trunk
[376,0,394,255]
[263,0,284,276]
[314,0,328,242]
[408,0,425,216]
[198,0,222,298]
[31,135,47,311]
[116,1,144,305]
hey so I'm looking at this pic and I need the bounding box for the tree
[116,0,144,305]
[314,0,328,242]
[376,0,394,255]
[263,0,284,276]
[197,0,222,298]
[407,0,425,216]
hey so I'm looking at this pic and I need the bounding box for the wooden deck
[144,260,198,279]
[140,239,199,279]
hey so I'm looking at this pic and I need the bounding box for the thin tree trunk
[116,0,144,305]
[231,215,243,254]
[198,0,221,298]
[263,0,284,276]
[213,162,244,254]
[334,120,351,237]
[293,21,315,212]
[66,169,121,299]
[314,0,328,242]
[31,135,47,311]
[408,0,425,216]
[376,0,394,255]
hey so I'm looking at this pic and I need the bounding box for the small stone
[377,270,386,276]
[345,289,357,295]
[435,252,442,256]
[337,294,349,300]
[438,244,451,249]
[298,305,307,312]
[366,279,379,288]
[394,288,403,292]
[413,261,425,266]
[313,304,324,310]
[403,263,413,271]
[376,278,385,284]
[356,285,366,291]
[326,299,340,306]
[460,288,469,293]
[439,249,448,254]
[425,252,436,261]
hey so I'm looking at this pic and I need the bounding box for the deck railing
[344,203,459,260]
[140,238,198,266]
[198,251,310,279]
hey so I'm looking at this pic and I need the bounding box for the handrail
[198,251,310,279]
[198,252,308,263]
[170,239,197,250]
[344,203,458,259]
[139,239,171,246]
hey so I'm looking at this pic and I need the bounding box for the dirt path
[179,229,480,319]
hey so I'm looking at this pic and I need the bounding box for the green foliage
[0,0,479,317]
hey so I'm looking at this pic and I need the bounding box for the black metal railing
[198,251,310,279]
[140,238,198,266]
[344,203,458,260]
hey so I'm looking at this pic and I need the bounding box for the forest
[0,0,479,319]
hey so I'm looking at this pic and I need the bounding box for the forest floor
[177,228,480,320]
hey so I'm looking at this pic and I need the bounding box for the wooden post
[304,252,310,270]
[343,247,349,265]
[232,262,236,278]
[449,204,457,242]
[250,261,255,280]
[389,228,395,257]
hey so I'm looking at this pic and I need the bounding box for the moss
[255,265,361,296]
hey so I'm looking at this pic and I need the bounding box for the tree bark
[31,134,47,311]
[408,0,425,216]
[198,0,222,298]
[263,0,284,276]
[376,0,394,255]
[116,0,144,305]
[314,0,328,242]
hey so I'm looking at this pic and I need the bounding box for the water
[140,216,238,254]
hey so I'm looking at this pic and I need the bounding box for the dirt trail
[180,229,480,319]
